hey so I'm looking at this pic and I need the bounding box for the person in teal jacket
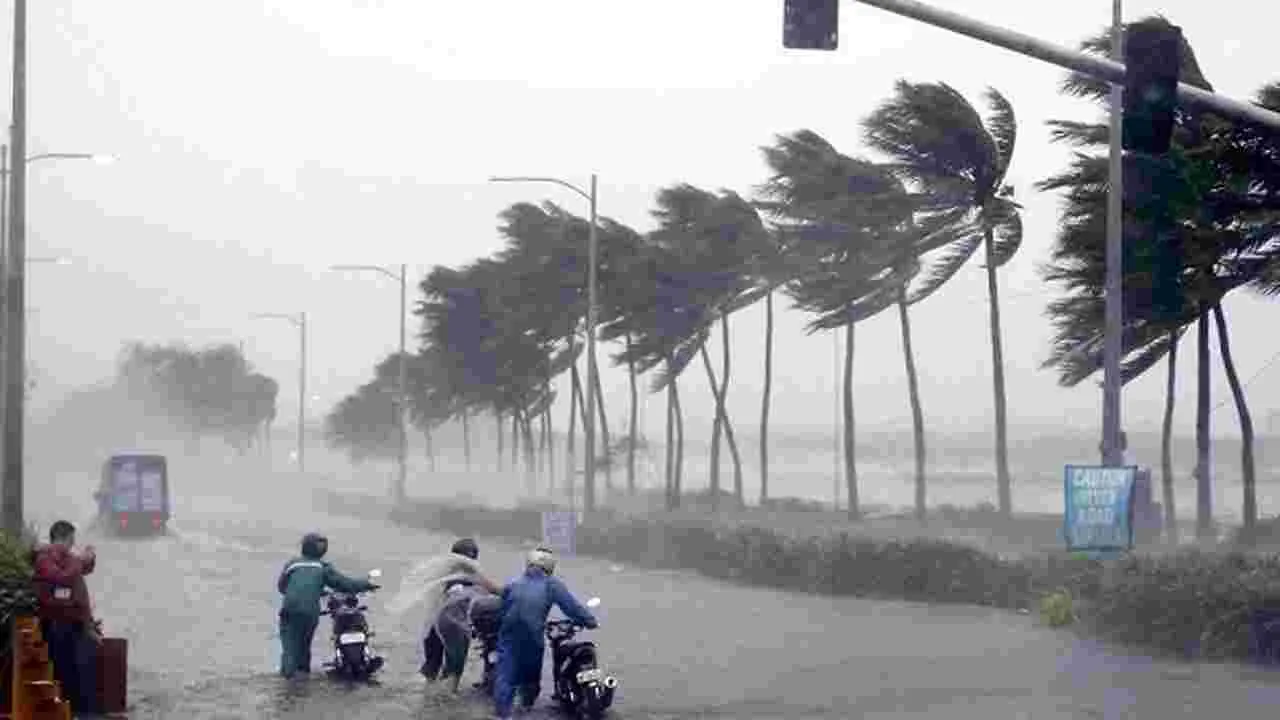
[276,532,379,677]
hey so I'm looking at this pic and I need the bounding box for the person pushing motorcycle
[419,537,501,692]
[276,532,379,678]
[493,546,598,720]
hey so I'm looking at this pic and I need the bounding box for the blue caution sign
[1064,465,1137,552]
[541,510,577,556]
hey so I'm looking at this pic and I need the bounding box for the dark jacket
[276,556,374,617]
[498,567,597,648]
[33,544,96,624]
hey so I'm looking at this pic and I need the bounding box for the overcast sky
[9,0,1280,442]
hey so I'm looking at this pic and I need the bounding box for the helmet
[301,532,328,559]
[451,538,479,560]
[527,546,556,575]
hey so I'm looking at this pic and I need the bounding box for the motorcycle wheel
[339,644,366,679]
[577,685,608,720]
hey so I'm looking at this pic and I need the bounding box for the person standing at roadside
[32,520,101,715]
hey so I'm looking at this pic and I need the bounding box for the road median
[316,489,1280,664]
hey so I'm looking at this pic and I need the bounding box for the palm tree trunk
[523,411,537,495]
[1195,306,1214,540]
[760,290,774,506]
[700,343,745,511]
[983,229,1013,517]
[543,400,555,495]
[673,377,685,508]
[495,410,504,473]
[461,409,472,473]
[1212,303,1256,545]
[897,293,927,523]
[1160,329,1179,545]
[665,359,676,511]
[592,361,613,492]
[842,319,860,520]
[423,427,436,473]
[504,409,514,476]
[720,316,743,507]
[626,333,638,495]
[568,366,581,503]
[706,341,723,509]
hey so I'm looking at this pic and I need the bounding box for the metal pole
[0,144,8,474]
[851,0,1280,132]
[583,175,598,513]
[2,0,26,536]
[397,263,408,503]
[298,312,307,474]
[1101,0,1124,467]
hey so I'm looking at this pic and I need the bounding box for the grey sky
[11,0,1279,441]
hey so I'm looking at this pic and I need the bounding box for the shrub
[1040,589,1076,626]
[346,495,1280,663]
[0,529,37,624]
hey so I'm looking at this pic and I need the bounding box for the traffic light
[1122,20,1183,154]
[783,0,838,51]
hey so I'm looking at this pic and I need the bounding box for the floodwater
[34,461,1280,718]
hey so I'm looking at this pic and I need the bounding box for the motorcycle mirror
[368,568,383,579]
[586,597,601,608]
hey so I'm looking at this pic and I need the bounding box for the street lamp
[489,174,599,513]
[330,263,408,503]
[251,312,307,474]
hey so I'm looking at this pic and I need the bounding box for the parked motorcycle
[547,597,618,719]
[321,568,385,680]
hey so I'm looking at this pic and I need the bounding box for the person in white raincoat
[417,538,500,690]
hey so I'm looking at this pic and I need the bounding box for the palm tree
[1040,16,1280,542]
[758,129,973,520]
[758,131,924,519]
[863,82,1023,517]
[640,184,762,509]
[609,239,707,510]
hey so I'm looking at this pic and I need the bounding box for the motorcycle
[468,591,503,693]
[547,597,618,719]
[321,568,385,680]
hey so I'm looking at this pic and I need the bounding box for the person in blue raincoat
[276,532,379,678]
[493,546,598,719]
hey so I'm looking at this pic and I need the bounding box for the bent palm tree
[864,82,1023,517]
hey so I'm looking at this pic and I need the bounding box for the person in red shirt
[32,520,100,715]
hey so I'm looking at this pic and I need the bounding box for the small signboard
[541,510,577,556]
[1064,465,1137,552]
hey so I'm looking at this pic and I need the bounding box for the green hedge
[318,491,1280,663]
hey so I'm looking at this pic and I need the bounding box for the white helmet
[527,546,556,575]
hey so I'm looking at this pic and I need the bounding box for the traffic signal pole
[1102,0,1124,468]
[848,0,1280,132]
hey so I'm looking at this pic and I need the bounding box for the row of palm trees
[326,74,1024,520]
[326,16,1280,534]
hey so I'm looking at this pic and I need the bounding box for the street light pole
[585,175,599,513]
[2,0,28,536]
[488,175,601,514]
[250,312,307,473]
[330,264,409,503]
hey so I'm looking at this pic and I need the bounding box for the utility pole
[2,0,28,536]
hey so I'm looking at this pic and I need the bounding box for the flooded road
[36,463,1280,718]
